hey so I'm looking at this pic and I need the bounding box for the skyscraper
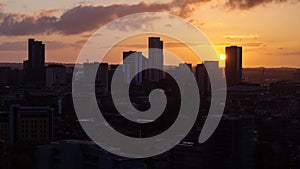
[225,46,242,86]
[97,63,109,95]
[123,51,146,84]
[148,37,163,82]
[23,39,45,86]
[196,61,223,96]
[83,62,109,95]
[46,64,67,88]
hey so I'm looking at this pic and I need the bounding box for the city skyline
[0,1,299,67]
[0,1,300,168]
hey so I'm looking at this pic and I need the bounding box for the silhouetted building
[196,64,209,95]
[148,37,163,82]
[0,112,9,144]
[297,69,300,83]
[0,67,21,87]
[175,63,193,85]
[108,64,123,93]
[35,140,147,169]
[23,39,45,87]
[83,62,109,95]
[46,64,66,88]
[225,85,267,114]
[225,46,242,86]
[171,142,211,169]
[0,112,8,169]
[270,80,299,96]
[9,105,53,145]
[196,61,223,96]
[123,51,147,84]
[209,115,255,169]
[255,141,289,169]
[97,63,109,95]
[83,62,97,83]
[0,67,11,87]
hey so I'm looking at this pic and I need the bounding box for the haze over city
[0,0,299,67]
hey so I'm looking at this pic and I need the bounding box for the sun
[220,54,226,60]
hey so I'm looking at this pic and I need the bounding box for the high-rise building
[225,46,242,86]
[108,64,123,93]
[23,39,45,86]
[83,62,97,83]
[97,63,109,95]
[148,37,163,82]
[46,64,66,88]
[196,61,223,96]
[176,63,193,85]
[83,62,109,95]
[123,51,146,84]
[196,64,209,95]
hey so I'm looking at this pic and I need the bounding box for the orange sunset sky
[0,0,299,67]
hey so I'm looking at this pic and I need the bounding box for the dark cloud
[225,0,299,9]
[0,0,298,36]
[0,14,58,35]
[106,15,161,32]
[189,18,205,27]
[0,0,209,36]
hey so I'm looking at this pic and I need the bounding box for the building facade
[225,46,242,86]
[148,37,164,82]
[23,39,45,87]
[46,64,67,88]
[9,105,53,145]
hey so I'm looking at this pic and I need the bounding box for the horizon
[0,1,299,67]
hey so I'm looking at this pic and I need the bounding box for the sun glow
[220,54,226,60]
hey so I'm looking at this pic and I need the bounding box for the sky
[0,0,299,67]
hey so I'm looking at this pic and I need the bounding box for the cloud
[0,0,210,36]
[0,0,298,36]
[33,9,63,16]
[243,42,266,47]
[106,15,161,32]
[0,3,4,9]
[224,34,260,40]
[212,41,266,48]
[225,0,299,9]
[189,18,205,27]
